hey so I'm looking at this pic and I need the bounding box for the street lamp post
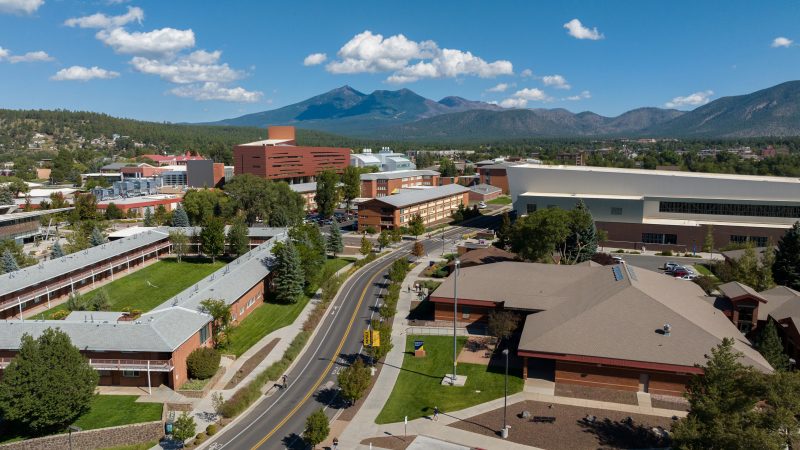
[441,225,445,256]
[502,349,509,438]
[68,425,81,450]
[452,259,460,384]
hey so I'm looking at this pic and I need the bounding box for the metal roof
[239,139,294,146]
[0,207,74,223]
[360,170,440,181]
[368,184,469,208]
[288,182,317,193]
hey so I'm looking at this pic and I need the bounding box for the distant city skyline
[0,0,798,123]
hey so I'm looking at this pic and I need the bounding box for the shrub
[50,310,70,320]
[186,347,221,380]
[206,424,218,436]
[365,226,377,235]
[660,249,673,256]
[194,432,207,444]
[614,249,626,253]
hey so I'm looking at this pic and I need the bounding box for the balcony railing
[0,357,173,372]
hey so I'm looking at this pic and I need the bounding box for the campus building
[0,208,73,243]
[357,184,468,232]
[430,262,771,397]
[477,162,522,194]
[360,170,440,198]
[507,164,800,251]
[288,182,318,211]
[468,184,502,203]
[139,152,206,166]
[0,232,286,390]
[350,148,415,172]
[233,126,350,183]
[96,194,183,218]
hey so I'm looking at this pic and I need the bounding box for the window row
[659,201,800,218]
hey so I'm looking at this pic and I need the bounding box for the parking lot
[615,253,711,276]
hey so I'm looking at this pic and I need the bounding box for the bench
[531,416,556,423]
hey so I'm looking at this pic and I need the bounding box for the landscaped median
[376,335,524,424]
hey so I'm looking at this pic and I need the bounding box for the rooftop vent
[663,323,672,336]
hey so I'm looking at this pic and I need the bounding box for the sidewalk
[603,247,723,260]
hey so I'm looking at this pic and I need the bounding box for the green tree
[89,227,106,247]
[497,211,511,249]
[388,259,410,283]
[408,214,425,239]
[182,189,232,225]
[172,411,196,443]
[290,223,327,288]
[487,310,520,346]
[50,148,76,183]
[390,227,402,243]
[104,202,123,221]
[563,200,598,264]
[340,165,361,210]
[200,298,234,348]
[303,408,330,449]
[88,289,111,311]
[142,207,153,226]
[171,205,190,227]
[360,236,373,256]
[773,221,800,290]
[412,241,425,257]
[154,204,168,225]
[672,338,775,450]
[703,225,715,253]
[377,230,390,251]
[1,248,20,273]
[273,241,305,303]
[51,240,65,259]
[756,245,776,292]
[169,230,189,262]
[200,217,226,263]
[224,174,267,226]
[315,170,340,219]
[757,320,790,371]
[338,358,371,406]
[74,193,99,221]
[226,216,249,257]
[510,207,571,263]
[0,328,98,435]
[326,221,344,256]
[438,158,458,177]
[66,292,85,311]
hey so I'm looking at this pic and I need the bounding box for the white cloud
[169,82,262,102]
[499,87,552,108]
[96,27,195,56]
[9,50,52,63]
[772,37,793,48]
[65,6,143,29]
[499,98,528,108]
[563,18,604,40]
[486,83,510,93]
[0,47,9,59]
[51,65,119,81]
[303,52,327,66]
[0,0,43,15]
[520,68,533,77]
[541,74,570,89]
[324,30,513,83]
[566,90,591,101]
[130,50,242,84]
[665,90,714,108]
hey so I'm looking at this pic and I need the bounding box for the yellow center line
[250,259,395,449]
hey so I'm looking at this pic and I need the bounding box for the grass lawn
[693,264,714,277]
[487,196,512,205]
[225,257,353,357]
[0,396,162,444]
[376,336,524,424]
[42,257,225,318]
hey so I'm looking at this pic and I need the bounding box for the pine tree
[774,221,800,291]
[564,200,598,264]
[226,217,249,257]
[757,320,790,371]
[1,249,20,273]
[326,221,343,256]
[143,208,154,226]
[0,328,98,435]
[172,205,190,227]
[200,217,225,263]
[89,227,106,247]
[51,240,65,259]
[303,408,330,449]
[274,241,305,303]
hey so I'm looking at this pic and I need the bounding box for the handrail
[0,357,174,371]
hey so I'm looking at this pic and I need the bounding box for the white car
[612,256,624,263]
[478,201,487,209]
[678,274,697,280]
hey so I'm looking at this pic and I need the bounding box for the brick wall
[555,361,690,395]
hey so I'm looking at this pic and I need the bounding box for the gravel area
[360,435,417,450]
[555,384,639,405]
[449,400,674,450]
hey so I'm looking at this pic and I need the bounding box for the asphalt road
[205,213,502,450]
[617,253,710,274]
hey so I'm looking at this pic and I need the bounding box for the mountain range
[206,81,800,139]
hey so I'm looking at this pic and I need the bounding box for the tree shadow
[579,417,671,448]
[315,386,349,410]
[281,432,307,450]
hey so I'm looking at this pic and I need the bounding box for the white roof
[239,139,294,146]
[351,154,381,164]
[520,192,644,200]
[515,164,800,184]
[360,170,440,181]
[98,194,179,206]
[26,188,77,197]
[641,218,793,228]
[369,184,469,208]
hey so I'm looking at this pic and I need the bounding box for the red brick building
[357,184,468,232]
[477,163,519,194]
[233,126,350,183]
[360,170,440,198]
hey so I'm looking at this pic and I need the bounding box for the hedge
[186,347,221,380]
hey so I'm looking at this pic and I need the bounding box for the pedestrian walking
[282,374,288,389]
[332,437,339,450]
[433,406,439,421]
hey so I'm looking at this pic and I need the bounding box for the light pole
[502,349,509,439]
[452,259,460,384]
[68,425,81,450]
[441,225,445,256]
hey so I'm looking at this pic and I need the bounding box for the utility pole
[452,259,460,384]
[502,349,509,438]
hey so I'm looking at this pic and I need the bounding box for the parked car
[664,261,680,271]
[478,201,487,209]
[671,267,691,277]
[612,256,624,263]
[678,274,697,280]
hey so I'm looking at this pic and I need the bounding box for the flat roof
[288,182,317,193]
[360,170,440,181]
[238,139,294,146]
[514,163,800,184]
[0,207,74,223]
[469,184,502,195]
[97,195,180,206]
[520,192,644,201]
[641,218,793,228]
[368,184,469,208]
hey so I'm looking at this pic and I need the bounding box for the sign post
[414,340,426,357]
[363,330,371,347]
[404,415,408,438]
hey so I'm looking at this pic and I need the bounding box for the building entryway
[525,358,555,395]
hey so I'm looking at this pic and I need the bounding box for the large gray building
[507,164,800,251]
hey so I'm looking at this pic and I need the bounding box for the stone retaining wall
[0,421,163,450]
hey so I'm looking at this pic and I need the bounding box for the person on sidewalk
[282,374,288,389]
[332,437,339,450]
[433,406,439,421]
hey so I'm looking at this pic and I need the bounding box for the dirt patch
[449,399,674,450]
[224,338,279,390]
[360,435,417,450]
[555,383,639,405]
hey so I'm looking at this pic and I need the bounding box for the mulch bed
[223,338,280,389]
[360,435,417,450]
[449,400,674,450]
[336,360,385,421]
[555,384,639,405]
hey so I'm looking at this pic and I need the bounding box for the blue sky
[0,0,799,123]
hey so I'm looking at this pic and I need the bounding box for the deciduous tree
[703,225,715,253]
[340,166,361,210]
[169,230,189,262]
[200,298,233,348]
[172,412,196,443]
[360,236,373,257]
[315,170,339,219]
[412,241,425,258]
[304,408,330,449]
[487,310,520,345]
[338,358,371,405]
[200,217,225,263]
[377,230,390,250]
[226,216,249,257]
[290,223,327,288]
[408,214,425,239]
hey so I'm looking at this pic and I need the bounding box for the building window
[240,307,245,316]
[462,307,471,319]
[642,233,677,245]
[610,207,623,215]
[122,370,140,378]
[526,204,537,214]
[659,201,800,218]
[199,324,209,343]
[247,297,256,308]
[730,235,769,247]
[98,370,111,377]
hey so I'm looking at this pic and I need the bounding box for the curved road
[204,213,502,450]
